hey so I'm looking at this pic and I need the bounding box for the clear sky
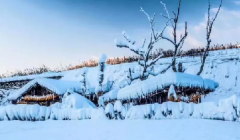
[0,0,239,74]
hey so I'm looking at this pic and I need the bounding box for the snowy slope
[62,49,240,103]
[1,49,240,104]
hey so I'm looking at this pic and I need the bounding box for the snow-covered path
[0,119,239,140]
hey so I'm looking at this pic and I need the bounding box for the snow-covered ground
[0,119,239,140]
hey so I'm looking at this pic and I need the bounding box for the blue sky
[0,0,239,74]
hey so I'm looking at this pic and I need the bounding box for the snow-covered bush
[125,105,145,120]
[105,103,114,119]
[91,107,107,120]
[237,100,240,117]
[153,103,166,119]
[114,100,123,119]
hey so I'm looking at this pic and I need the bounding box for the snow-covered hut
[102,72,219,105]
[8,78,83,106]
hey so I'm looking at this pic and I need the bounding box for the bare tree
[160,0,188,72]
[115,7,170,80]
[197,0,222,75]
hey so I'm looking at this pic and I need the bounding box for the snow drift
[0,95,239,121]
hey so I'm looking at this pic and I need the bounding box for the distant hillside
[0,43,239,79]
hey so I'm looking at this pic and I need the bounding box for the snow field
[1,119,240,140]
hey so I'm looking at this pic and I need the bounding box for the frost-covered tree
[115,7,169,80]
[160,0,188,72]
[81,67,88,94]
[197,0,222,75]
[95,54,107,97]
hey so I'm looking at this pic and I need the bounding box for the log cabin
[8,78,83,106]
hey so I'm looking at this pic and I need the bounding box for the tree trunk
[172,57,177,72]
[197,47,208,75]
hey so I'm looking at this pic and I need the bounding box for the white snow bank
[125,95,240,121]
[8,78,83,100]
[117,72,218,100]
[0,95,239,121]
[0,104,100,121]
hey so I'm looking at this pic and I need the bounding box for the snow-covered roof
[0,72,64,83]
[117,72,219,101]
[8,78,83,100]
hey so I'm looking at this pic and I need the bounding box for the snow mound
[62,92,96,109]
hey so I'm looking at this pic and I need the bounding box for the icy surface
[0,120,239,140]
[8,78,83,100]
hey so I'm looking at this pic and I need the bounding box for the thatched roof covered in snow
[8,78,83,100]
[107,72,218,101]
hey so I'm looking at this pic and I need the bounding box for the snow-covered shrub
[143,104,153,119]
[237,100,240,117]
[125,105,145,120]
[114,100,123,119]
[161,102,168,117]
[105,103,114,119]
[121,106,127,119]
[167,102,181,119]
[91,107,107,120]
[0,106,6,120]
[152,104,166,119]
[125,104,154,120]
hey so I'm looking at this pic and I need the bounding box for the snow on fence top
[8,78,83,100]
[0,72,64,83]
[117,72,219,101]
